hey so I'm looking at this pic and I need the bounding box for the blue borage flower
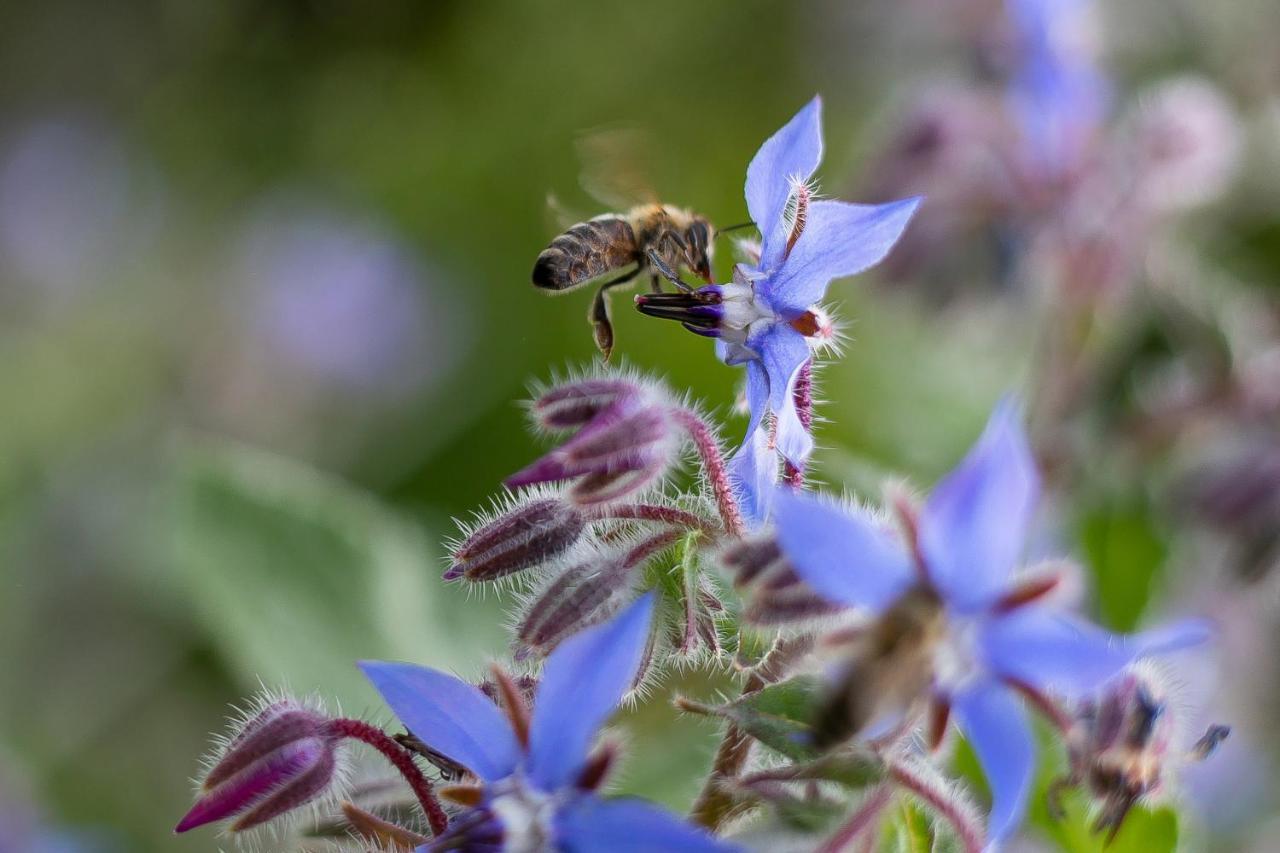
[770,399,1210,846]
[360,595,736,852]
[636,97,920,525]
[1008,0,1107,178]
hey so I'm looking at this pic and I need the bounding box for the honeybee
[811,585,947,750]
[1048,668,1230,840]
[532,204,717,360]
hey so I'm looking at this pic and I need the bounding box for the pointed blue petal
[766,197,921,317]
[773,490,915,611]
[953,681,1034,846]
[981,611,1210,700]
[774,393,814,469]
[919,397,1039,612]
[742,356,770,441]
[557,795,740,853]
[527,595,655,790]
[728,424,777,529]
[756,323,810,415]
[358,661,519,782]
[745,97,823,266]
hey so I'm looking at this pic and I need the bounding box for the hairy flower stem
[689,671,765,830]
[325,718,448,836]
[889,762,984,853]
[586,503,719,538]
[669,408,746,537]
[783,361,815,489]
[816,784,894,853]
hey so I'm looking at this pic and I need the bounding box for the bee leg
[589,269,641,360]
[648,274,662,294]
[645,248,694,293]
[1189,724,1230,762]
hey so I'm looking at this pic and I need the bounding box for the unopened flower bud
[446,496,586,582]
[517,558,630,654]
[720,536,787,588]
[531,377,642,431]
[516,532,676,656]
[507,398,678,504]
[177,699,342,834]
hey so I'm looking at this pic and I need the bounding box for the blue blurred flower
[360,595,735,852]
[636,97,919,525]
[771,399,1209,845]
[1007,0,1107,178]
[0,116,162,300]
[230,195,461,399]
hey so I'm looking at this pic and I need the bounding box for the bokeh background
[1,1,1277,850]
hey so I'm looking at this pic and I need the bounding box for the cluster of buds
[508,375,682,505]
[437,371,747,661]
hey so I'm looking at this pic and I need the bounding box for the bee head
[684,218,714,282]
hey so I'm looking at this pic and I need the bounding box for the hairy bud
[531,377,643,431]
[446,496,586,582]
[720,536,787,588]
[177,699,342,834]
[517,557,631,655]
[507,397,678,505]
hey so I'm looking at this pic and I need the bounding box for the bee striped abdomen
[532,217,638,291]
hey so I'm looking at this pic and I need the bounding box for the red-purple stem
[888,761,984,853]
[670,408,746,537]
[326,718,449,836]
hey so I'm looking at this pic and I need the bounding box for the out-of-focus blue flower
[1007,0,1107,178]
[636,98,919,525]
[360,595,735,852]
[231,196,460,398]
[0,116,162,300]
[772,399,1209,846]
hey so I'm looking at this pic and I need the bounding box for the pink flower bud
[176,699,341,834]
[446,496,586,582]
[507,397,678,504]
[531,377,643,431]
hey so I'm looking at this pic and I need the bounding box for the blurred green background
[1,1,1277,850]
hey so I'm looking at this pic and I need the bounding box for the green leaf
[716,674,826,760]
[1078,497,1167,632]
[161,436,504,707]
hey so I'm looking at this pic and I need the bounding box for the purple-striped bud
[516,532,678,657]
[720,536,787,588]
[516,558,630,655]
[744,586,846,626]
[507,398,678,505]
[446,496,586,582]
[177,699,341,834]
[531,377,643,431]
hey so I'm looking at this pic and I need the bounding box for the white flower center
[718,265,776,348]
[489,778,556,853]
[932,614,985,695]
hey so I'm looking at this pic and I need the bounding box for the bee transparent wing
[545,192,588,232]
[575,124,661,211]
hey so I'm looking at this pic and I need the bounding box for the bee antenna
[716,221,756,236]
